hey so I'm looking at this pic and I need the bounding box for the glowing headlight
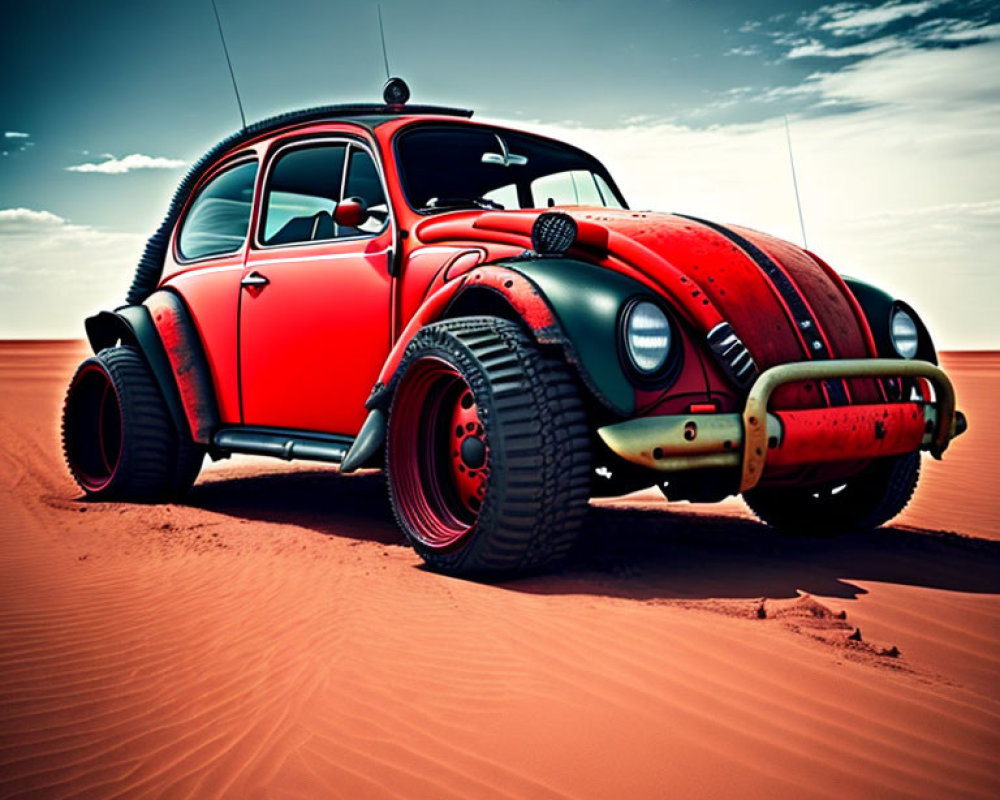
[890,307,919,359]
[624,301,672,375]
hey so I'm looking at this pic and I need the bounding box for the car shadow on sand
[187,470,1000,601]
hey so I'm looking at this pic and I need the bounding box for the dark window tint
[342,147,389,235]
[262,144,346,245]
[177,160,257,260]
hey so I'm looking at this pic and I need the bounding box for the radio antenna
[210,0,247,130]
[784,114,808,250]
[377,4,391,80]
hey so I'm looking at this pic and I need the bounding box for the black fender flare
[83,291,219,444]
[842,277,937,363]
[84,306,190,438]
[444,257,662,417]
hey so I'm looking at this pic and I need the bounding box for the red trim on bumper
[768,402,927,467]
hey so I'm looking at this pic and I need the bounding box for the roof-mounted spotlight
[383,77,410,106]
[531,212,577,256]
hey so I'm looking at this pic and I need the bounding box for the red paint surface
[163,260,244,425]
[733,226,880,404]
[240,234,393,434]
[146,292,217,442]
[769,402,927,468]
[377,265,556,390]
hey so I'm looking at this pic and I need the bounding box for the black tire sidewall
[386,317,591,576]
[63,346,202,501]
[743,452,921,536]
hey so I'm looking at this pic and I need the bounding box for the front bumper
[597,359,967,493]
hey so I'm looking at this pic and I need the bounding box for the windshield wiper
[421,196,505,212]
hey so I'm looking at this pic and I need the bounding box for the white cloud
[780,8,1000,60]
[932,21,1000,42]
[811,2,940,35]
[786,35,904,58]
[66,153,185,174]
[804,38,1000,108]
[500,40,1000,349]
[0,208,143,337]
[0,208,66,229]
[4,131,30,139]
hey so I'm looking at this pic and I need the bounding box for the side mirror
[334,197,368,228]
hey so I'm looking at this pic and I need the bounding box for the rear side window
[177,160,258,260]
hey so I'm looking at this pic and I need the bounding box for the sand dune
[0,343,997,799]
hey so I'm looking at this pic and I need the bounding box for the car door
[239,136,394,435]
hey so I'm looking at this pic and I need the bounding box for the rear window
[177,160,258,260]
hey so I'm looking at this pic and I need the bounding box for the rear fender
[83,292,220,444]
[84,305,190,439]
[143,291,220,444]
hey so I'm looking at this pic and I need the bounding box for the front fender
[370,258,653,416]
[843,277,937,363]
[501,258,648,415]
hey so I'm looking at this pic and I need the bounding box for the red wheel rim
[389,357,489,550]
[64,363,123,492]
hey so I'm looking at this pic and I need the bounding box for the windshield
[396,125,627,213]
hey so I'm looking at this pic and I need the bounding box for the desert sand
[0,342,997,799]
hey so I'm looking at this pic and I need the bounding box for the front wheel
[386,317,591,577]
[62,346,204,501]
[743,452,921,536]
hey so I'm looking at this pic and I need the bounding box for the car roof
[240,103,473,138]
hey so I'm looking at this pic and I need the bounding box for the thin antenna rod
[210,0,247,130]
[784,114,808,250]
[377,4,391,79]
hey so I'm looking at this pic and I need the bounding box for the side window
[177,160,258,260]
[262,144,347,246]
[531,169,616,208]
[342,146,389,235]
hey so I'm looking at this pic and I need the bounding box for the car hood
[416,208,879,401]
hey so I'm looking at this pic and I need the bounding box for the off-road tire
[386,317,591,577]
[62,345,204,501]
[743,452,920,536]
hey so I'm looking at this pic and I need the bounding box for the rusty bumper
[597,359,966,493]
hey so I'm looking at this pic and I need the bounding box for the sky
[1,0,997,347]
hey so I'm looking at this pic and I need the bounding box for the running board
[213,427,353,464]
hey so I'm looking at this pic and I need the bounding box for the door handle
[241,271,270,289]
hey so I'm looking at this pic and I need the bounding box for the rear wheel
[62,346,204,501]
[743,452,920,536]
[386,317,591,576]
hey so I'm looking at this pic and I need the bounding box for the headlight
[623,300,672,375]
[890,306,919,359]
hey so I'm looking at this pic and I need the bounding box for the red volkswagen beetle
[63,81,966,576]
